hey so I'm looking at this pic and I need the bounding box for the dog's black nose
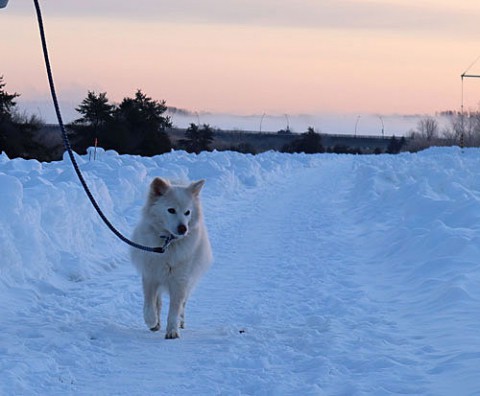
[177,224,187,235]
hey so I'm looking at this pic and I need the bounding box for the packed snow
[1,147,480,395]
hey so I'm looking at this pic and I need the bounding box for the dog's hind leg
[142,277,161,331]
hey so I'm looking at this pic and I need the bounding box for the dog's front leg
[142,277,160,331]
[165,287,187,339]
[179,300,187,329]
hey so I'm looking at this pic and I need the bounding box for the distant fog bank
[20,99,450,136]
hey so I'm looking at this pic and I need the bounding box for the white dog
[131,177,212,339]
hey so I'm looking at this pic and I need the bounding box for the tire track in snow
[191,156,414,394]
[197,155,430,395]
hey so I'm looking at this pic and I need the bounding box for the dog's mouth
[160,225,188,243]
[159,233,177,250]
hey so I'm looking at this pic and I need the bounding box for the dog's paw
[165,329,180,339]
[144,308,159,331]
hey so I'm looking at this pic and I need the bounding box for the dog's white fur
[131,177,212,339]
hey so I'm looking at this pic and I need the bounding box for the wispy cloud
[9,0,480,37]
[4,0,479,116]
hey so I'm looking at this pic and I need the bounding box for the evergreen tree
[386,135,405,154]
[74,91,114,129]
[281,127,324,154]
[0,75,19,124]
[0,76,44,159]
[70,91,114,152]
[113,90,172,155]
[71,89,172,155]
[180,123,214,153]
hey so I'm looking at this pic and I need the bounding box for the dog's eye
[184,210,191,216]
[167,208,176,214]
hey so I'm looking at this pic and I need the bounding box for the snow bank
[1,147,480,395]
[348,147,480,394]
[0,149,309,285]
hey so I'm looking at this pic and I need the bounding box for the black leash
[33,0,166,254]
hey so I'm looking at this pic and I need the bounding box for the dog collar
[155,234,176,253]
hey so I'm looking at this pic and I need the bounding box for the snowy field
[1,147,480,395]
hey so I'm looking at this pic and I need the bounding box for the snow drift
[1,147,480,395]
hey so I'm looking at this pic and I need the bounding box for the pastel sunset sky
[1,0,480,122]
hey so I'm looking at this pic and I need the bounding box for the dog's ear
[150,177,170,197]
[188,179,205,196]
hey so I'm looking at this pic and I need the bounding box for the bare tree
[417,117,439,141]
[442,110,480,147]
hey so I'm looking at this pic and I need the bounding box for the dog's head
[145,177,205,239]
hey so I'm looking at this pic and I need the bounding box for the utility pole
[354,115,361,138]
[461,73,480,149]
[259,112,266,133]
[460,54,480,149]
[284,114,290,133]
[378,116,385,138]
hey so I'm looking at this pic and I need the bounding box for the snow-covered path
[2,149,480,395]
[3,156,353,395]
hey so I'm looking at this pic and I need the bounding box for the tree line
[1,74,416,161]
[406,112,480,151]
[69,90,213,156]
[0,76,215,160]
[0,76,45,159]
